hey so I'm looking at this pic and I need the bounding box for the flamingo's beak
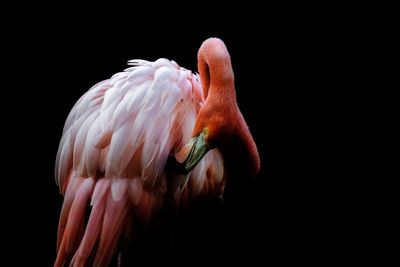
[168,131,209,175]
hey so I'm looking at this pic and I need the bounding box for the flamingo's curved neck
[220,112,260,181]
[197,38,236,101]
[196,39,260,179]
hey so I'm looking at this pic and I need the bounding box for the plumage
[54,38,260,267]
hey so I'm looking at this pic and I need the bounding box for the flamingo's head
[170,38,237,174]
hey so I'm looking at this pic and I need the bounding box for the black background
[3,8,369,266]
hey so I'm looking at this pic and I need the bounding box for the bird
[54,37,260,267]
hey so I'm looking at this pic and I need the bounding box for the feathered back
[54,58,225,267]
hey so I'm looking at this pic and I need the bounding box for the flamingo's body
[54,38,260,267]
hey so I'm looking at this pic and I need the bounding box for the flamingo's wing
[54,58,225,267]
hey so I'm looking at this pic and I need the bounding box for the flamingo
[54,37,260,267]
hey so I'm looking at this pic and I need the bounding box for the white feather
[83,116,104,177]
[100,100,118,132]
[127,66,154,85]
[73,111,99,175]
[56,133,73,188]
[125,81,150,112]
[90,179,110,206]
[105,123,134,177]
[127,59,151,66]
[101,84,122,113]
[152,58,178,69]
[109,72,127,86]
[111,178,129,202]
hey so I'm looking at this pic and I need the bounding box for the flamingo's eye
[202,127,209,136]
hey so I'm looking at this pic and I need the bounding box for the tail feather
[55,177,139,267]
[70,189,107,267]
[55,177,94,267]
[54,238,68,267]
[57,176,82,250]
[91,179,110,206]
[93,191,130,267]
[94,214,126,267]
[64,178,95,251]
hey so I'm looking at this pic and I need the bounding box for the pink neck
[197,38,235,101]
